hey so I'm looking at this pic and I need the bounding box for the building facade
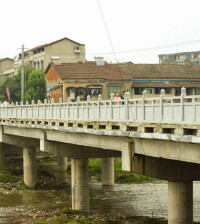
[45,61,132,102]
[0,58,14,81]
[120,63,200,97]
[14,37,85,75]
[159,51,200,65]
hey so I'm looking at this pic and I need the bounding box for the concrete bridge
[0,87,200,224]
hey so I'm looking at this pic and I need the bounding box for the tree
[0,64,45,103]
[24,70,45,103]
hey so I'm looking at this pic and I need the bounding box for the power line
[96,0,123,79]
[96,0,118,63]
[86,39,200,55]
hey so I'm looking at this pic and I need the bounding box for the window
[186,54,192,59]
[186,88,193,95]
[108,84,122,97]
[88,86,102,96]
[169,55,176,61]
[77,87,86,99]
[155,88,172,94]
[195,88,200,95]
[146,88,153,94]
[34,62,36,70]
[134,88,144,95]
[191,61,199,65]
[176,61,185,65]
[41,60,44,69]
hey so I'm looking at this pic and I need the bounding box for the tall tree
[24,70,45,103]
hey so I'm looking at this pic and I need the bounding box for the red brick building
[45,61,132,102]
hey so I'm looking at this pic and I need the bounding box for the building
[45,60,132,102]
[0,58,14,81]
[159,51,200,65]
[14,37,86,75]
[121,63,200,97]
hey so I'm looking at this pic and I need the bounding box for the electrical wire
[96,0,123,79]
[87,39,200,55]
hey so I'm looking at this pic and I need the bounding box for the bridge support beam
[71,158,89,212]
[23,147,36,189]
[0,143,4,164]
[101,158,114,186]
[168,181,193,224]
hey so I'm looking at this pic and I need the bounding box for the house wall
[15,38,86,74]
[44,39,85,69]
[63,80,132,101]
[0,59,14,81]
[50,86,63,103]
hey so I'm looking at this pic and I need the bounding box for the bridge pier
[0,143,4,164]
[23,147,36,189]
[71,158,89,212]
[57,156,68,171]
[168,181,193,224]
[56,156,69,183]
[101,158,114,186]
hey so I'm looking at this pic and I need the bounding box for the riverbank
[10,207,168,224]
[89,158,157,183]
[0,156,158,191]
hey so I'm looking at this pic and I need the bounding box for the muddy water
[0,182,200,223]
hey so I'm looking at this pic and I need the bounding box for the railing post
[192,97,196,122]
[67,97,71,119]
[16,102,18,118]
[142,91,146,121]
[125,92,130,120]
[98,94,102,121]
[51,98,54,119]
[59,98,62,119]
[44,99,47,119]
[26,101,29,118]
[160,89,165,121]
[11,102,14,118]
[31,100,34,119]
[37,100,40,118]
[110,93,114,120]
[20,101,23,118]
[181,87,186,121]
[87,95,90,120]
[76,96,80,120]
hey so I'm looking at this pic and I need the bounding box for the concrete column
[57,156,68,172]
[56,156,69,183]
[0,143,4,165]
[101,158,114,186]
[23,147,36,189]
[168,181,193,224]
[71,158,89,212]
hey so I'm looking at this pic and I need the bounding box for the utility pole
[21,44,25,101]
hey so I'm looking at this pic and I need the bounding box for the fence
[0,87,200,124]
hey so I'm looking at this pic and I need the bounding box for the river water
[0,181,200,223]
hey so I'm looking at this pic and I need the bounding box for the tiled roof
[0,58,13,62]
[51,62,132,80]
[27,37,84,52]
[120,64,200,80]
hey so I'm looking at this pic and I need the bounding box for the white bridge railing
[0,87,200,124]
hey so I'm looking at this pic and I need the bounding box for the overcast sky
[1,0,200,64]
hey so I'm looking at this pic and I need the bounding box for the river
[0,181,200,223]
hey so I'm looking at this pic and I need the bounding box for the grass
[0,161,23,183]
[88,158,157,183]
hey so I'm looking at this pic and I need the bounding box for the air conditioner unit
[74,46,80,53]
